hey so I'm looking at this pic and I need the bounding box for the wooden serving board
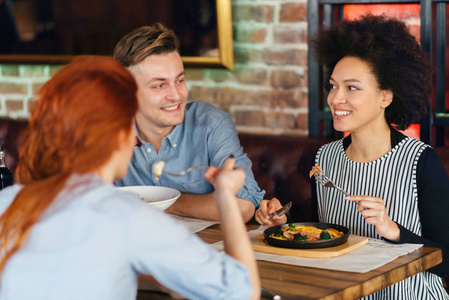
[252,234,368,258]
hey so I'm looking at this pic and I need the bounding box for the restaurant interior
[0,0,449,299]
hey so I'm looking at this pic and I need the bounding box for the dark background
[0,0,218,57]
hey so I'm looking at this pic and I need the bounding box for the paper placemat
[169,214,219,233]
[211,226,423,273]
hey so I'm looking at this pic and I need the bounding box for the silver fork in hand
[162,166,209,177]
[153,160,247,180]
[313,170,350,197]
[153,162,210,181]
[313,168,363,205]
[163,166,247,176]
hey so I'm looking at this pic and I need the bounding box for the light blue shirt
[0,174,252,300]
[115,102,265,207]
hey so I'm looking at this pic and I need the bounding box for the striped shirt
[315,134,449,299]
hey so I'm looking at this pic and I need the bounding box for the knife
[268,201,292,219]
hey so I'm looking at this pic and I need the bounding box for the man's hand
[255,198,287,227]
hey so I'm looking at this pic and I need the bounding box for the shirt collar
[133,123,142,147]
[165,121,183,148]
[133,120,184,149]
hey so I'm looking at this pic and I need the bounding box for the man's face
[130,51,188,133]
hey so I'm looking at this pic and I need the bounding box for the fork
[161,165,247,177]
[313,170,350,197]
[313,170,362,205]
[162,166,209,177]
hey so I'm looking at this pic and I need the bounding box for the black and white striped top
[315,135,449,299]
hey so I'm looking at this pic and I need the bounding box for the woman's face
[327,56,392,134]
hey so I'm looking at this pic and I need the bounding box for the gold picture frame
[0,0,234,70]
[183,0,234,70]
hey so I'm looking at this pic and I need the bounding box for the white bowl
[117,186,181,211]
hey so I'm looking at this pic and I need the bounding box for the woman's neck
[94,164,115,184]
[346,124,392,163]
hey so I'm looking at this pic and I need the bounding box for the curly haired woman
[256,14,449,299]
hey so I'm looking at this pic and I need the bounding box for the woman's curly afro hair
[310,14,433,130]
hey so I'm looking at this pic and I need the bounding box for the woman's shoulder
[417,145,446,172]
[391,127,429,148]
[186,101,230,124]
[60,174,146,213]
[317,138,344,155]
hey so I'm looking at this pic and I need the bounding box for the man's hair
[311,14,433,130]
[114,23,180,67]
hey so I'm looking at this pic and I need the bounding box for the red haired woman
[0,56,259,300]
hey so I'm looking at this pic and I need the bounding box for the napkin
[170,214,219,233]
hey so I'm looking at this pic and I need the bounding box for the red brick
[188,86,217,104]
[234,110,264,127]
[234,27,267,43]
[185,69,207,81]
[303,69,308,87]
[1,65,20,77]
[5,99,25,112]
[271,70,303,88]
[215,87,236,107]
[263,111,296,129]
[0,82,28,94]
[234,46,264,64]
[271,88,307,108]
[233,46,251,64]
[295,113,308,130]
[273,26,307,44]
[232,5,274,23]
[235,68,268,85]
[22,65,45,77]
[216,87,271,107]
[279,3,307,23]
[209,70,234,82]
[263,49,307,66]
[32,82,45,94]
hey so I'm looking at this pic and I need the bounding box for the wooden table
[137,224,443,300]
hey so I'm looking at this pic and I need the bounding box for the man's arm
[165,192,256,223]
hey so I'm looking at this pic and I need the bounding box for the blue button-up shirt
[115,102,265,207]
[0,174,252,300]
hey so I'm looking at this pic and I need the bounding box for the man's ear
[381,89,393,108]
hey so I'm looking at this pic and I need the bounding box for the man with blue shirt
[113,24,265,222]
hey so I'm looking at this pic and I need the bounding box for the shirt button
[146,148,152,153]
[173,143,177,148]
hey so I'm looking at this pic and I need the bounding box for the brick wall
[0,64,64,119]
[0,0,307,136]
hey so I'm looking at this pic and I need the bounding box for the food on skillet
[270,223,344,242]
[152,161,165,181]
[309,165,324,178]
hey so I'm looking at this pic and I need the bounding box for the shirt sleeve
[388,147,449,277]
[125,203,252,300]
[207,113,265,206]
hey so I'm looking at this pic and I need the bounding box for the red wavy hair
[0,56,138,273]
